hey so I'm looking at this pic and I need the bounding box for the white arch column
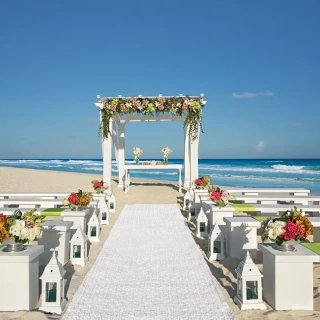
[102,118,113,192]
[117,121,126,189]
[189,127,200,184]
[183,125,191,188]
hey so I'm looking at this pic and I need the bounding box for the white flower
[301,211,306,217]
[221,191,230,203]
[161,147,172,156]
[133,148,143,156]
[268,228,278,241]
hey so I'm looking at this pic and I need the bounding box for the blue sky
[0,0,319,159]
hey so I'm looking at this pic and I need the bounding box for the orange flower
[294,214,313,238]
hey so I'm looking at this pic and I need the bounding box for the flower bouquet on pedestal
[208,186,230,208]
[261,206,313,252]
[91,180,108,194]
[0,209,45,252]
[193,176,210,189]
[62,189,93,211]
[161,146,172,164]
[133,147,143,164]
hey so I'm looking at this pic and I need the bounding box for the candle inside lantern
[46,283,57,302]
[199,223,205,232]
[213,247,219,253]
[74,251,80,258]
[246,287,253,300]
[110,203,114,210]
[91,227,96,237]
[102,213,107,221]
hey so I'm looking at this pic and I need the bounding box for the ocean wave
[198,164,320,175]
[271,164,304,171]
[207,173,320,184]
[82,167,103,171]
[66,160,96,164]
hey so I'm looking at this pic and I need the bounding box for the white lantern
[99,203,110,225]
[69,225,88,266]
[207,222,225,261]
[196,208,208,238]
[39,250,67,314]
[87,212,100,242]
[183,191,191,210]
[187,202,196,221]
[234,251,266,310]
[108,193,116,213]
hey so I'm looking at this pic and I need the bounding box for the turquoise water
[0,158,320,192]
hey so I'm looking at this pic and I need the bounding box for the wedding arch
[95,94,207,190]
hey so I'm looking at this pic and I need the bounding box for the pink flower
[194,178,203,186]
[211,191,221,201]
[158,105,164,111]
[143,99,149,106]
[68,193,79,205]
[182,104,188,111]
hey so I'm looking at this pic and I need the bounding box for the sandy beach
[0,167,319,320]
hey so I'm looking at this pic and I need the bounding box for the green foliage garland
[99,96,205,141]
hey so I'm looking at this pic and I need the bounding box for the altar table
[124,164,183,192]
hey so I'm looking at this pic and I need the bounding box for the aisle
[62,204,234,320]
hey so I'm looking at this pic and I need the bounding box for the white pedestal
[0,245,44,311]
[38,221,73,266]
[202,202,234,234]
[62,208,90,234]
[193,189,209,203]
[224,217,260,260]
[308,217,320,242]
[258,243,319,310]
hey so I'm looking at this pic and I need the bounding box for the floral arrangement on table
[98,95,206,141]
[208,185,230,208]
[0,209,45,244]
[261,206,313,246]
[142,161,163,165]
[193,176,210,189]
[133,147,143,164]
[91,180,108,194]
[62,189,93,208]
[161,146,172,164]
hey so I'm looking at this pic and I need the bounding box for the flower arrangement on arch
[0,209,45,244]
[261,206,313,246]
[91,180,107,194]
[133,147,143,164]
[208,185,230,208]
[98,95,206,142]
[62,189,93,208]
[161,146,172,164]
[193,176,210,189]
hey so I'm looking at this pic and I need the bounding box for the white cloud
[255,141,265,152]
[232,91,275,99]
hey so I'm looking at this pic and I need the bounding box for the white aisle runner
[63,204,234,320]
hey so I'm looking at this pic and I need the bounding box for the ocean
[1,158,320,192]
